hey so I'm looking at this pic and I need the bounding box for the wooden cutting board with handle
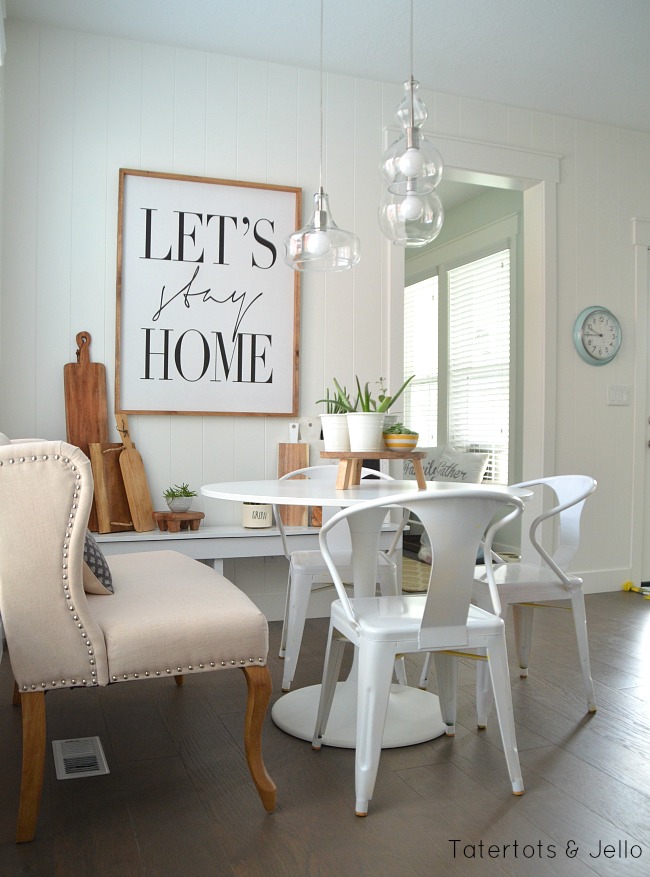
[64,331,109,531]
[277,442,309,526]
[116,413,156,532]
[88,443,134,534]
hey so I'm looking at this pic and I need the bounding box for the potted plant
[316,382,354,451]
[382,421,419,451]
[163,482,197,513]
[346,375,415,451]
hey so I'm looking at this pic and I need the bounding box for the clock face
[574,307,622,365]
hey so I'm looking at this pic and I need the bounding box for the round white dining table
[202,478,529,749]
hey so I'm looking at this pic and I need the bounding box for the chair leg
[13,681,21,706]
[241,665,276,813]
[418,653,431,689]
[174,674,184,686]
[512,604,534,677]
[354,640,396,816]
[475,654,493,729]
[570,591,597,712]
[486,636,524,796]
[432,652,458,735]
[16,691,46,843]
[278,569,292,658]
[312,625,347,749]
[281,570,313,691]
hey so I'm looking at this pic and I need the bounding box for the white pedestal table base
[271,680,446,748]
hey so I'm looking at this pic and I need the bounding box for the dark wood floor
[1,590,650,877]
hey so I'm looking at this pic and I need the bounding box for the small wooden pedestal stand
[152,511,205,533]
[320,450,427,490]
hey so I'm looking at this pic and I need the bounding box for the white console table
[95,523,399,574]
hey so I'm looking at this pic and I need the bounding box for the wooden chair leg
[13,681,21,706]
[241,665,276,812]
[174,674,184,686]
[16,691,46,843]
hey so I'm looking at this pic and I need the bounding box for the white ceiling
[6,0,650,134]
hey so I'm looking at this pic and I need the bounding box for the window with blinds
[404,247,511,484]
[404,276,438,446]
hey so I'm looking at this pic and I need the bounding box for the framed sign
[116,169,301,415]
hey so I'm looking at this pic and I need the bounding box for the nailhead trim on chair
[16,453,100,693]
[108,656,266,683]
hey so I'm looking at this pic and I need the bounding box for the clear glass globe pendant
[285,189,361,271]
[379,77,444,247]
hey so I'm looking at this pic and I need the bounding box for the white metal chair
[0,441,276,843]
[311,487,526,816]
[273,464,408,691]
[473,475,597,728]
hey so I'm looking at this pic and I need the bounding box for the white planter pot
[166,497,192,513]
[346,412,386,452]
[242,503,273,528]
[320,413,350,452]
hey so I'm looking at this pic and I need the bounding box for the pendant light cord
[408,0,415,148]
[319,0,324,193]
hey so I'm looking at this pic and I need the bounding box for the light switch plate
[607,385,631,406]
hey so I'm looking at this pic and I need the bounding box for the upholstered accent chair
[0,441,276,843]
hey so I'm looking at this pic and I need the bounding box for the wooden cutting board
[277,442,309,526]
[88,443,134,534]
[116,413,156,532]
[64,331,109,531]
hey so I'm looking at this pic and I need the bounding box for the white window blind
[448,250,510,482]
[404,276,438,446]
[404,248,511,484]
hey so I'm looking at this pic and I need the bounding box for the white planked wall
[2,19,650,620]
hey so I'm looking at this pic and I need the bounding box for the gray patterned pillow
[83,531,114,594]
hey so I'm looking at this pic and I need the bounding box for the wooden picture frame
[115,169,301,416]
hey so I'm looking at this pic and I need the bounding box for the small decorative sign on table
[116,169,301,416]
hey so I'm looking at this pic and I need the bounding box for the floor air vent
[52,736,110,780]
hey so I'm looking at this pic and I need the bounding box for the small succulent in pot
[383,421,419,451]
[163,482,197,513]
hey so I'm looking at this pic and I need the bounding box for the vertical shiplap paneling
[267,63,299,186]
[323,74,364,378]
[294,67,327,412]
[202,53,240,514]
[35,27,76,439]
[530,111,556,154]
[173,48,207,175]
[205,54,238,179]
[3,18,648,589]
[353,76,388,384]
[69,34,110,360]
[230,59,273,485]
[264,60,306,476]
[554,116,580,478]
[167,47,210,508]
[459,96,485,142]
[236,58,269,182]
[483,99,510,146]
[610,127,639,569]
[1,22,40,434]
[433,90,461,138]
[638,132,650,214]
[140,42,175,172]
[133,42,175,496]
[507,106,533,149]
[105,39,146,425]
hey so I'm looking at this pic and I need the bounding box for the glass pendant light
[284,0,360,271]
[378,0,444,247]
